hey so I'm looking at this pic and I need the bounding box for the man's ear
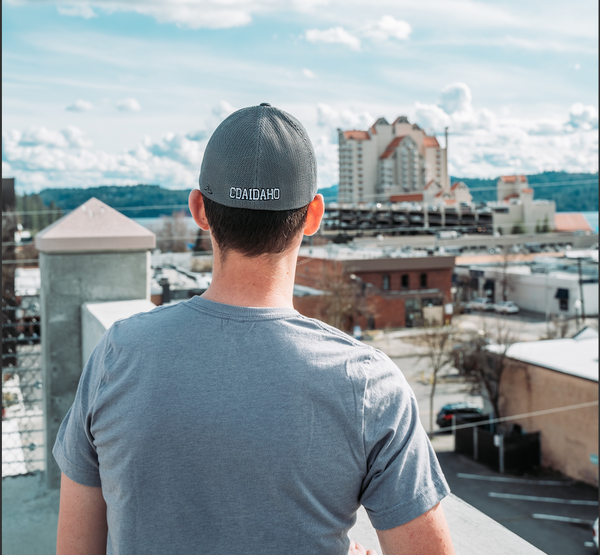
[304,194,325,237]
[189,189,210,231]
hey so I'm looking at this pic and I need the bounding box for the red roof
[554,213,592,232]
[503,193,520,201]
[389,193,424,202]
[369,124,377,135]
[380,136,406,159]
[451,181,466,190]
[343,130,370,141]
[499,175,527,183]
[423,136,440,148]
[521,188,533,193]
[425,180,438,190]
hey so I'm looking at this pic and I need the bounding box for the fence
[455,416,541,474]
[2,286,45,477]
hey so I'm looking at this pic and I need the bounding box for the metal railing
[3,293,44,477]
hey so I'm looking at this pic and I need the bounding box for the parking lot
[365,319,599,555]
[433,437,598,555]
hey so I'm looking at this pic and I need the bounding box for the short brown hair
[202,194,309,257]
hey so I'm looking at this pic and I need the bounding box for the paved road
[433,436,598,555]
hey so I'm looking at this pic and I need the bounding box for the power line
[447,400,598,432]
[3,178,598,216]
[338,178,599,201]
[459,178,599,193]
[2,204,190,217]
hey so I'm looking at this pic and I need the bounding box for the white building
[455,251,598,317]
[488,175,556,235]
[338,116,450,204]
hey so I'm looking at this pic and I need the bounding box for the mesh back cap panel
[199,105,317,211]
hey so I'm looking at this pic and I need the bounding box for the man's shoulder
[105,301,184,343]
[284,315,398,374]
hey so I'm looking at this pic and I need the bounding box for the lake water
[134,217,197,232]
[581,211,599,233]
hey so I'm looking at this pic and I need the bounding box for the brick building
[294,245,455,330]
[498,329,598,486]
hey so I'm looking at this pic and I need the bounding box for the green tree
[541,215,550,233]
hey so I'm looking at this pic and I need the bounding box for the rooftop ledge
[35,197,156,253]
[79,301,546,555]
[3,473,545,555]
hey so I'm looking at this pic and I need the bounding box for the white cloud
[438,82,472,114]
[66,99,94,112]
[412,85,599,177]
[18,127,69,148]
[312,134,339,190]
[415,82,497,134]
[50,0,261,29]
[568,103,598,131]
[144,132,203,166]
[303,68,317,79]
[305,27,361,51]
[211,100,236,121]
[62,125,94,148]
[116,98,142,112]
[56,3,96,19]
[0,100,237,191]
[363,15,411,42]
[316,103,373,131]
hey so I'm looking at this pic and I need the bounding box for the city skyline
[2,0,598,193]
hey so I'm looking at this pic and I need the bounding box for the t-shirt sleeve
[359,350,450,530]
[52,330,112,488]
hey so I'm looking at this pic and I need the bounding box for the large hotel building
[338,116,449,204]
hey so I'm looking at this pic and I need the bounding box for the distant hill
[38,185,191,218]
[452,171,598,212]
[24,171,599,219]
[318,184,338,202]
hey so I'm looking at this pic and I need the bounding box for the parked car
[467,297,495,311]
[494,301,520,314]
[436,403,484,429]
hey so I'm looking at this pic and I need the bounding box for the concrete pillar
[36,198,155,489]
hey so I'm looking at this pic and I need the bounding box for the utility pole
[444,127,450,191]
[577,257,586,325]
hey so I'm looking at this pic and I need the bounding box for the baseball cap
[198,103,317,211]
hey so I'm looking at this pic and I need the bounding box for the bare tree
[416,324,457,435]
[316,265,359,331]
[541,314,572,339]
[497,251,518,302]
[453,319,515,420]
[156,211,190,253]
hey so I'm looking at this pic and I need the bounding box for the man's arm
[57,472,108,555]
[376,502,455,555]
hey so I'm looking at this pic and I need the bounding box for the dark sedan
[436,403,484,429]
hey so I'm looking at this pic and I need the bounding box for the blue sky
[2,0,598,193]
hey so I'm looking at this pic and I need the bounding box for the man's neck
[201,245,300,309]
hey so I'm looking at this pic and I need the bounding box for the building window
[420,273,428,288]
[401,274,409,289]
[382,274,390,291]
[559,299,568,311]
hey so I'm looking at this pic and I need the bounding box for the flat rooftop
[506,331,599,382]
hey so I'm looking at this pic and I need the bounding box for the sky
[2,0,598,194]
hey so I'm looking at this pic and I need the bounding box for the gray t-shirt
[53,296,449,555]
